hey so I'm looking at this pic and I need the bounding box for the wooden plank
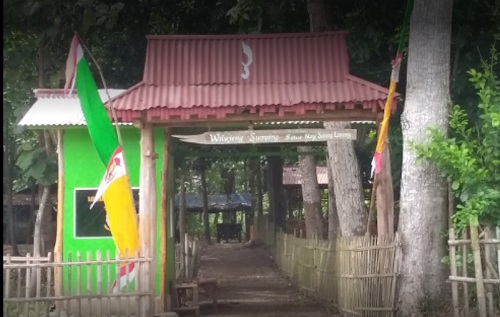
[448,238,500,245]
[173,128,357,145]
[448,276,500,284]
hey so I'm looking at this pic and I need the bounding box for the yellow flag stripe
[375,80,397,153]
[102,175,140,257]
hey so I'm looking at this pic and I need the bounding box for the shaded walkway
[196,243,335,317]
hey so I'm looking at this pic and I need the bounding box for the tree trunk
[326,160,340,239]
[3,133,19,255]
[397,0,453,315]
[298,147,325,239]
[256,157,263,218]
[26,181,37,244]
[266,156,286,229]
[325,122,368,236]
[179,173,187,277]
[33,188,50,257]
[200,164,211,243]
[307,0,368,237]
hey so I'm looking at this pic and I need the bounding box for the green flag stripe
[75,57,119,165]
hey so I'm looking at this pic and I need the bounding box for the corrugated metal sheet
[143,32,349,85]
[110,75,389,110]
[19,89,127,127]
[108,32,394,121]
[283,166,328,186]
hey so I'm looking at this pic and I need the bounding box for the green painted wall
[62,127,174,296]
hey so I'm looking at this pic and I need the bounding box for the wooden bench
[196,277,218,309]
[173,282,200,316]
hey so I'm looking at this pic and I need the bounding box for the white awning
[18,89,129,127]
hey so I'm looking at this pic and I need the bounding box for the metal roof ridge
[146,31,348,40]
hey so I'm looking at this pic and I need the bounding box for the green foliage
[16,140,57,186]
[415,45,500,229]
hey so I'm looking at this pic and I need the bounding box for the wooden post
[470,224,486,317]
[447,186,459,317]
[376,138,394,238]
[54,129,64,310]
[484,227,494,316]
[449,228,459,317]
[139,123,157,316]
[160,128,171,312]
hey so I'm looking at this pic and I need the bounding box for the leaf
[451,180,460,191]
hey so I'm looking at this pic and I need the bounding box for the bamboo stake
[159,127,170,312]
[462,230,470,316]
[96,250,103,317]
[54,129,64,312]
[470,224,487,317]
[484,227,494,316]
[449,228,459,317]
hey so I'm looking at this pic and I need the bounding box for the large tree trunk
[325,122,368,236]
[326,160,340,239]
[200,164,211,243]
[266,156,286,229]
[298,147,325,239]
[307,0,368,237]
[397,0,453,315]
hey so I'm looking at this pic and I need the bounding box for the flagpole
[76,33,125,147]
[77,34,141,257]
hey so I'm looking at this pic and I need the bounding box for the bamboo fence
[260,221,400,317]
[3,250,154,317]
[175,234,201,282]
[448,226,500,317]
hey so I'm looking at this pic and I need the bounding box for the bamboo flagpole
[64,34,142,297]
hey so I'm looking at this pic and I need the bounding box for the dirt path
[196,242,335,317]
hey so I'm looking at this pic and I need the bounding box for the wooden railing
[448,226,500,317]
[3,251,154,317]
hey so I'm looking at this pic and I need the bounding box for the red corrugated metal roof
[108,32,394,122]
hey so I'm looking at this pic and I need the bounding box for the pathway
[195,242,335,317]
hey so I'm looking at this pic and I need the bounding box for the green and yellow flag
[65,35,140,293]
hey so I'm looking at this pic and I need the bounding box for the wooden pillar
[160,128,171,311]
[374,116,394,238]
[266,155,286,229]
[54,129,64,311]
[376,139,394,238]
[139,123,157,316]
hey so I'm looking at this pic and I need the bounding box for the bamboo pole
[449,228,459,317]
[159,128,171,312]
[54,129,64,312]
[470,224,487,317]
[484,227,494,316]
[462,230,470,316]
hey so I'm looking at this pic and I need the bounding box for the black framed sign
[74,188,139,238]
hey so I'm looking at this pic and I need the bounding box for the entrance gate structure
[105,31,397,314]
[15,32,397,316]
